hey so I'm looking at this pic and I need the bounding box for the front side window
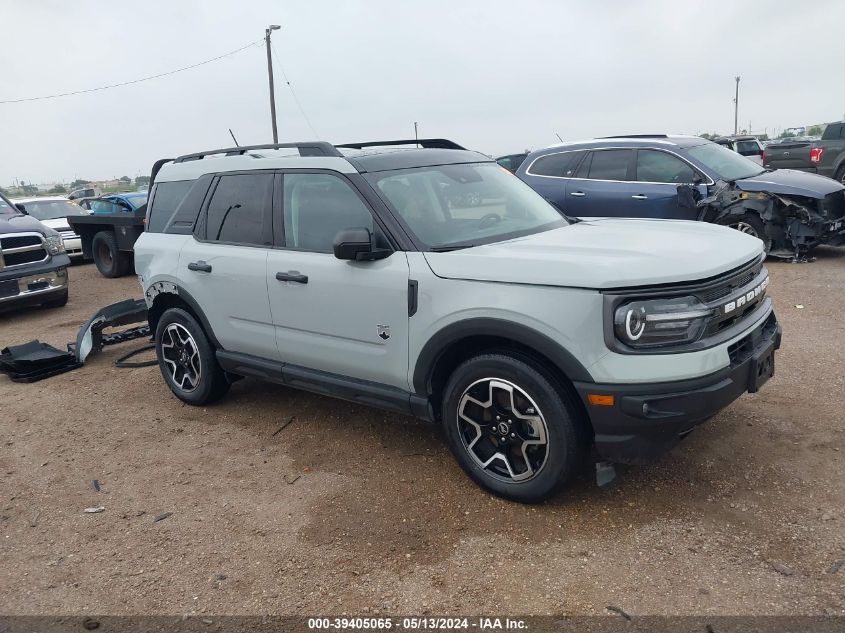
[205,174,273,245]
[527,151,583,178]
[283,173,374,252]
[368,163,567,250]
[636,150,696,184]
[586,150,632,181]
[686,142,764,181]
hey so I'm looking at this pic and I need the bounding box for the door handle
[569,191,586,197]
[631,194,648,200]
[276,271,308,284]
[187,261,212,273]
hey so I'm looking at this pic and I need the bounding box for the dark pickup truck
[764,122,845,184]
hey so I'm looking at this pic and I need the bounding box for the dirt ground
[1,252,844,617]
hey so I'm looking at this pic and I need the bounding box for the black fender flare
[411,318,593,395]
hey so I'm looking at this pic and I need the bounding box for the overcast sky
[2,0,843,184]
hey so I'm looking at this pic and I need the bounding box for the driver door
[629,149,702,220]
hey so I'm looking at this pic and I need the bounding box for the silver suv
[134,139,781,502]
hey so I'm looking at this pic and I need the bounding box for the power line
[270,42,320,138]
[0,39,264,104]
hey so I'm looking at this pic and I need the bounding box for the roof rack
[174,142,343,163]
[598,134,669,139]
[336,138,466,150]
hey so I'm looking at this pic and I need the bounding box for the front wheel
[835,165,845,186]
[441,353,586,503]
[719,213,772,253]
[155,307,229,405]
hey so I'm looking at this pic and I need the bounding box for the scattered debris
[92,479,101,492]
[284,474,300,485]
[213,573,227,581]
[82,618,100,630]
[83,506,105,514]
[828,560,845,575]
[154,512,173,523]
[29,511,40,527]
[606,605,632,620]
[795,304,805,309]
[272,416,295,436]
[771,561,795,576]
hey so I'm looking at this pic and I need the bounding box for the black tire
[92,231,131,278]
[835,165,845,186]
[155,307,229,405]
[719,213,771,253]
[441,353,586,503]
[41,288,68,309]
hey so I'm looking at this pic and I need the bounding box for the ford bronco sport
[134,139,781,502]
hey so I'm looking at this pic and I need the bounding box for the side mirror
[15,203,27,214]
[333,227,390,261]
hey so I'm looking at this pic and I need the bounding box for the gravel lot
[1,252,843,617]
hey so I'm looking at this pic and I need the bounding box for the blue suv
[516,135,845,257]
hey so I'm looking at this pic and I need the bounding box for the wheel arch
[147,284,222,349]
[413,319,594,421]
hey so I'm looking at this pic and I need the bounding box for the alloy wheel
[456,378,550,482]
[730,221,759,238]
[160,323,201,392]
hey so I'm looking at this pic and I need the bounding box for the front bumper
[0,263,69,309]
[574,312,781,464]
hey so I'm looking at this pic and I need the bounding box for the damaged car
[516,135,845,259]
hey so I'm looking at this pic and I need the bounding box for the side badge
[377,325,391,341]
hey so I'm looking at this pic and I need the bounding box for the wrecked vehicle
[516,135,845,258]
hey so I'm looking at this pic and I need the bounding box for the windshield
[18,199,87,221]
[367,163,567,249]
[124,194,148,209]
[687,142,765,181]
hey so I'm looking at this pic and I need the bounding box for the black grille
[698,258,763,303]
[0,235,41,249]
[728,312,778,365]
[3,249,47,266]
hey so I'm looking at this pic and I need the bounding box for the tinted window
[90,199,117,214]
[636,150,696,183]
[206,174,273,245]
[283,174,373,252]
[147,180,193,232]
[735,140,761,156]
[528,151,583,177]
[587,150,631,180]
[496,156,513,170]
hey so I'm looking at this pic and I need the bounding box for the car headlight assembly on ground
[45,235,65,255]
[613,295,712,348]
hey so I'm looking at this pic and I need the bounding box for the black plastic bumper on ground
[574,313,781,465]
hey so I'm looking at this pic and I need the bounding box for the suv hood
[735,169,844,198]
[423,219,763,289]
[0,213,56,236]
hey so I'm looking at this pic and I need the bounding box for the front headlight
[614,295,713,348]
[45,235,65,255]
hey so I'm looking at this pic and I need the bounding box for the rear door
[178,172,279,360]
[630,149,701,220]
[266,171,410,390]
[563,149,638,217]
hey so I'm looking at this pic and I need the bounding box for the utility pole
[265,25,281,143]
[414,122,419,147]
[733,76,740,135]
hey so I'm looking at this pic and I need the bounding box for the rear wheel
[92,231,131,278]
[441,353,586,503]
[835,165,845,185]
[720,213,771,253]
[155,307,229,405]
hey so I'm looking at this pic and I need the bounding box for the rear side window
[147,180,193,233]
[527,151,583,177]
[636,150,696,183]
[205,174,274,246]
[586,150,632,181]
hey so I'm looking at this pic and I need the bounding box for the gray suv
[134,140,781,502]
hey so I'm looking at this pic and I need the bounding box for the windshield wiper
[545,198,581,223]
[429,243,477,252]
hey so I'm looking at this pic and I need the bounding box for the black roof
[343,148,492,173]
